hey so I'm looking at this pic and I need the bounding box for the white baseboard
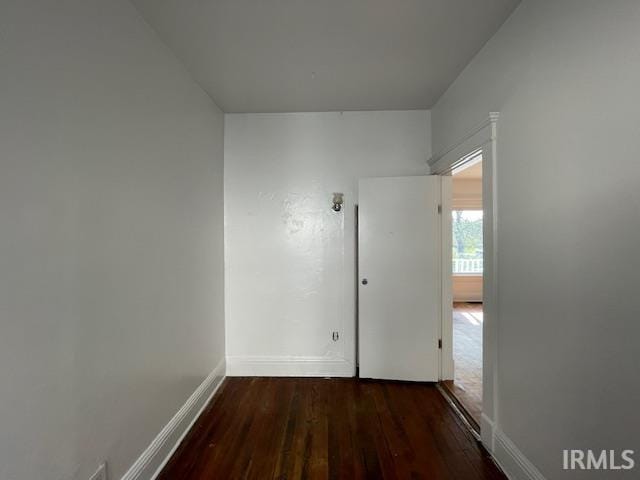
[491,427,547,480]
[121,358,226,480]
[481,413,495,452]
[226,355,354,377]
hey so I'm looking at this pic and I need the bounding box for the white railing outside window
[452,258,483,274]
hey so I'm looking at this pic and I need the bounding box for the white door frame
[439,175,454,381]
[428,113,499,451]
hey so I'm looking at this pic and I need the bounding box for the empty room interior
[2,1,640,479]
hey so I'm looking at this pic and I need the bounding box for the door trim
[439,175,454,381]
[429,112,500,452]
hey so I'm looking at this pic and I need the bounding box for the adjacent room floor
[444,302,483,427]
[159,377,505,480]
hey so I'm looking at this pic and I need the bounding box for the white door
[358,176,440,381]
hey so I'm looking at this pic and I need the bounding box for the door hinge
[438,339,442,349]
[437,204,442,214]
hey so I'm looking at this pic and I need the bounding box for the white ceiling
[133,0,520,113]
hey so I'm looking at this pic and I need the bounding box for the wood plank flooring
[158,377,506,480]
[443,302,483,427]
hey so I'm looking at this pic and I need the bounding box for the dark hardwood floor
[158,377,506,480]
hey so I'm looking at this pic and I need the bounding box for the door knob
[361,278,368,285]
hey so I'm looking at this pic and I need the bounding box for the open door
[358,176,441,381]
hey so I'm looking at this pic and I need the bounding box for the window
[452,210,483,274]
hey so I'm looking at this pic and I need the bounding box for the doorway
[441,152,484,428]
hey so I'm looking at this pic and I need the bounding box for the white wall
[432,0,640,478]
[0,1,225,479]
[452,177,483,210]
[453,276,482,303]
[225,111,430,375]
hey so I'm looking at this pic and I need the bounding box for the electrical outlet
[89,462,107,480]
[332,331,339,341]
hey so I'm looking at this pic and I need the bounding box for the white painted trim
[492,428,547,480]
[226,355,354,377]
[482,413,547,480]
[428,113,500,170]
[484,114,501,435]
[431,113,500,454]
[121,358,226,480]
[481,413,496,452]
[439,175,454,381]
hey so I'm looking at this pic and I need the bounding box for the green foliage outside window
[452,210,483,260]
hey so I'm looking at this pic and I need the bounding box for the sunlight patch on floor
[462,311,483,325]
